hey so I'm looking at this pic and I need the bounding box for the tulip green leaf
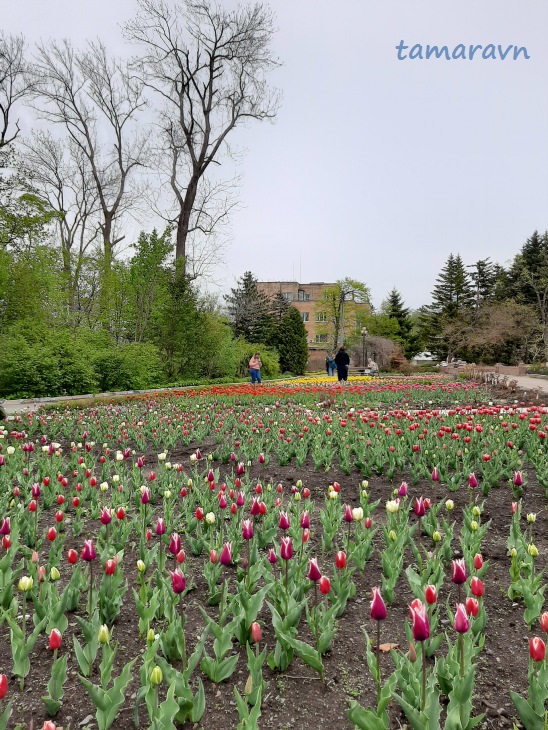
[510,692,545,730]
[346,702,388,730]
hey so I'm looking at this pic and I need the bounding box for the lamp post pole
[361,327,368,373]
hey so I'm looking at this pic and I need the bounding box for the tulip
[209,549,218,564]
[195,507,204,520]
[46,527,57,542]
[352,506,364,521]
[530,636,546,662]
[0,674,6,699]
[219,542,232,566]
[473,553,483,570]
[410,602,430,642]
[49,628,62,650]
[468,472,478,489]
[431,466,439,482]
[344,504,354,522]
[236,461,245,476]
[155,518,166,536]
[409,598,423,617]
[169,533,181,556]
[50,567,60,581]
[280,536,293,561]
[141,487,150,504]
[513,471,523,487]
[424,584,437,605]
[370,587,387,621]
[116,506,125,520]
[307,558,322,582]
[465,597,479,617]
[451,558,467,585]
[67,549,78,564]
[0,518,10,535]
[539,611,548,634]
[137,559,146,573]
[18,576,33,592]
[43,723,56,730]
[398,482,408,497]
[218,494,227,509]
[300,510,310,529]
[319,575,331,595]
[335,551,347,569]
[1,536,9,549]
[268,548,277,564]
[414,496,426,517]
[81,540,97,561]
[150,665,163,685]
[454,603,470,634]
[279,512,290,530]
[176,550,185,563]
[470,576,484,598]
[251,621,262,643]
[168,568,186,594]
[99,508,112,525]
[105,559,116,576]
[242,519,253,540]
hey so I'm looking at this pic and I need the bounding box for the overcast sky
[4,0,548,309]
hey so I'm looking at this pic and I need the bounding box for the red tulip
[169,533,181,556]
[0,674,6,699]
[219,542,232,566]
[302,528,310,543]
[46,527,57,542]
[470,576,484,598]
[344,504,353,523]
[454,603,470,633]
[539,611,548,634]
[55,510,63,523]
[176,550,185,564]
[105,559,116,576]
[100,508,112,525]
[1,537,9,549]
[335,551,347,569]
[28,500,37,513]
[242,519,253,540]
[319,575,331,595]
[42,722,56,730]
[116,507,125,520]
[410,601,430,642]
[67,549,78,564]
[468,473,478,489]
[155,518,166,536]
[307,558,322,582]
[451,558,467,585]
[168,568,186,594]
[370,587,387,621]
[209,549,218,564]
[424,584,437,605]
[0,518,10,535]
[49,629,62,650]
[280,536,293,561]
[530,637,546,662]
[279,512,290,530]
[465,597,479,617]
[473,553,483,570]
[414,497,426,517]
[195,507,204,521]
[409,598,423,618]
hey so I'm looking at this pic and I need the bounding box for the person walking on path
[326,354,337,377]
[249,352,262,384]
[334,346,350,383]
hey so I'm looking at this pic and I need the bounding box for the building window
[298,289,310,301]
[301,312,309,322]
[315,312,327,322]
[282,291,294,302]
[315,333,328,343]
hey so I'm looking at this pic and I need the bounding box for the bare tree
[31,39,148,267]
[21,131,101,315]
[0,32,33,148]
[124,0,281,273]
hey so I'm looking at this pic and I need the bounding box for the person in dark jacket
[334,346,350,382]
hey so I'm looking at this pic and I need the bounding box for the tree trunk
[175,175,200,269]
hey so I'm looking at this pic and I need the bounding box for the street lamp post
[361,327,368,372]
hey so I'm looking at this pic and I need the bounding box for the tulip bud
[147,628,155,643]
[49,629,62,650]
[98,625,110,644]
[432,530,441,543]
[445,499,454,511]
[528,543,539,557]
[319,575,331,595]
[150,665,163,686]
[50,567,60,582]
[470,576,484,598]
[18,576,33,592]
[454,603,470,633]
[424,584,437,605]
[540,611,548,634]
[408,641,417,662]
[250,622,262,643]
[530,637,546,662]
[527,512,537,523]
[451,559,467,585]
[307,558,322,582]
[465,597,479,617]
[137,559,146,573]
[370,587,387,621]
[335,551,347,569]
[0,674,6,699]
[473,553,483,570]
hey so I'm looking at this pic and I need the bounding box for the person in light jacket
[249,352,262,384]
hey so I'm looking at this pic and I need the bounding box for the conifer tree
[277,306,308,375]
[224,271,274,344]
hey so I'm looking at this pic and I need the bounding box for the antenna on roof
[299,252,301,282]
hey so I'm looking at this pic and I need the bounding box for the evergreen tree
[270,290,290,327]
[383,288,421,359]
[469,258,497,305]
[277,306,308,375]
[224,271,274,343]
[431,254,474,318]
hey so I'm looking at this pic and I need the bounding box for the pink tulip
[451,558,467,585]
[410,601,430,642]
[370,587,387,621]
[307,558,322,582]
[454,603,470,633]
